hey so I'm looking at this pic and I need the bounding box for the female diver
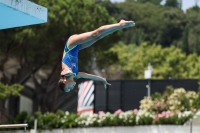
[59,20,135,92]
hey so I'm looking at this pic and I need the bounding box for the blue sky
[110,0,200,11]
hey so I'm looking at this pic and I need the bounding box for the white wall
[28,126,200,133]
[20,95,33,114]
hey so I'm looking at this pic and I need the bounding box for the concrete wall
[19,95,33,114]
[29,126,200,133]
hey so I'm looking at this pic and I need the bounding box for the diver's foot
[119,20,135,27]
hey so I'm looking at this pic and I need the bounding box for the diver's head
[59,68,76,92]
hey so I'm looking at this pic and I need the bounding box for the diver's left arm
[77,72,111,88]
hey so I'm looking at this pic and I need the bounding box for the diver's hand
[103,78,111,89]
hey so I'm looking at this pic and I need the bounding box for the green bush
[193,88,200,110]
[140,86,198,113]
[8,87,199,130]
[61,112,79,128]
[9,109,196,130]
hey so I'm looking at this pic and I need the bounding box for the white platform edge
[0,0,48,22]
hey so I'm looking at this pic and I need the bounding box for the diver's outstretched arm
[77,72,111,88]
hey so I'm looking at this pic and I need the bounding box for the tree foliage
[109,42,200,79]
[126,0,163,5]
[177,7,200,54]
[0,83,23,101]
[165,0,181,8]
[100,1,186,47]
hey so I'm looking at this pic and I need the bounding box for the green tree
[108,42,200,79]
[126,0,163,5]
[101,1,185,47]
[165,0,181,8]
[159,8,185,47]
[113,2,164,45]
[177,7,200,54]
[0,83,23,122]
[0,83,23,102]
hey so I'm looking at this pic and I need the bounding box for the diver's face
[62,76,76,92]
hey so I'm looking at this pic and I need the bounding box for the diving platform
[0,0,48,29]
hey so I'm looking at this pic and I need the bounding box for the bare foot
[119,20,135,27]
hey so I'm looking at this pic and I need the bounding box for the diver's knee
[92,30,99,36]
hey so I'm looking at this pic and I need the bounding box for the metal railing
[0,124,28,132]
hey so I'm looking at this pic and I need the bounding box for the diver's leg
[79,22,135,50]
[67,20,135,49]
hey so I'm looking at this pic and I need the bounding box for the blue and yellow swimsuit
[62,41,80,77]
